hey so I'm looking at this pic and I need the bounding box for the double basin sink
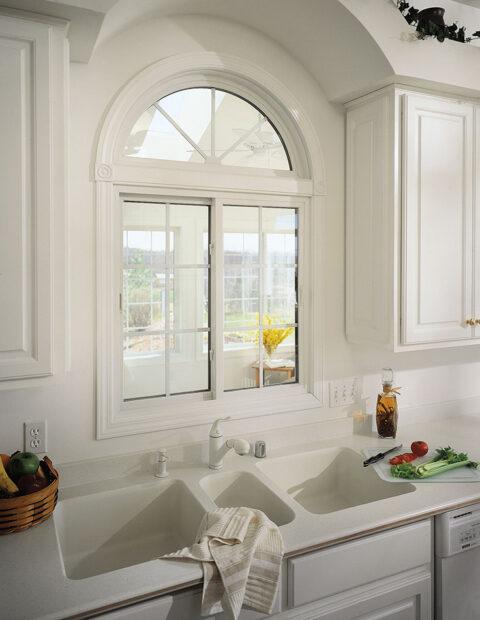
[54,447,414,580]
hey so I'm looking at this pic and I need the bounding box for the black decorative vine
[397,2,480,43]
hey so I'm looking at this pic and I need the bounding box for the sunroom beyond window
[124,88,291,170]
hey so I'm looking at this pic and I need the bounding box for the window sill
[97,384,320,439]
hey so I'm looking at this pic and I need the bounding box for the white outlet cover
[24,421,47,454]
[329,377,362,408]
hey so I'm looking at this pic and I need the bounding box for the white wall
[340,0,480,99]
[1,12,480,464]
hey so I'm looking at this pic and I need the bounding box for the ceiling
[0,0,118,60]
[95,0,393,102]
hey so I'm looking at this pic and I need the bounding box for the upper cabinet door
[0,14,67,381]
[402,95,474,345]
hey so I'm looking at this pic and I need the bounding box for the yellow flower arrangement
[261,315,294,356]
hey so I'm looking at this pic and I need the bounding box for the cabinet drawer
[288,520,431,608]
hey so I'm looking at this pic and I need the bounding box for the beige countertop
[2,415,480,620]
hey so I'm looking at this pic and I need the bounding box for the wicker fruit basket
[0,457,59,535]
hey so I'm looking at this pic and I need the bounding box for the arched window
[95,56,323,438]
[124,87,291,170]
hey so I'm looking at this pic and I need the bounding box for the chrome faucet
[208,417,250,470]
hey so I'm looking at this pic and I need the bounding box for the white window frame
[95,52,326,439]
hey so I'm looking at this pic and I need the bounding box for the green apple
[8,452,40,478]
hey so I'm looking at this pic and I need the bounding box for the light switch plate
[24,421,47,454]
[329,377,361,408]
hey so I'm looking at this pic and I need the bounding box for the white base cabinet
[95,520,432,620]
[346,86,480,351]
[282,567,430,620]
[95,589,269,619]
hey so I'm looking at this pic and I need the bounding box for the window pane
[223,204,298,392]
[263,328,296,386]
[263,267,296,325]
[123,201,210,401]
[170,332,209,394]
[224,267,259,329]
[124,105,202,162]
[159,89,211,159]
[224,331,259,391]
[172,268,209,330]
[123,335,165,400]
[124,88,291,170]
[263,208,297,266]
[215,91,290,170]
[224,206,259,265]
[170,204,209,265]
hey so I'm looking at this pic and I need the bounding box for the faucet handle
[155,448,169,478]
[158,448,168,461]
[209,417,231,438]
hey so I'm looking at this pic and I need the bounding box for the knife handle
[363,453,382,467]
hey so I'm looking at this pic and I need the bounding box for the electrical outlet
[329,377,362,408]
[24,421,47,454]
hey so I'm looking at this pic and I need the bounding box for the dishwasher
[436,502,480,619]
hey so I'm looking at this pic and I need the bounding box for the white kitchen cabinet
[403,95,474,345]
[286,520,432,620]
[0,11,68,382]
[95,521,431,620]
[346,86,479,350]
[95,587,270,619]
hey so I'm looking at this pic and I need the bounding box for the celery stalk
[416,460,477,478]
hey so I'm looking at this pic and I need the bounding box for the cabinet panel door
[93,587,271,619]
[402,95,474,344]
[282,567,431,620]
[474,107,480,336]
[346,93,393,346]
[0,16,54,378]
[356,597,418,620]
[288,520,430,608]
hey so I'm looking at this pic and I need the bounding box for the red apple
[16,474,47,495]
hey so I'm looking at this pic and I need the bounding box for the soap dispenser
[376,368,400,438]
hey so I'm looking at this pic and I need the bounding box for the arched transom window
[124,87,291,170]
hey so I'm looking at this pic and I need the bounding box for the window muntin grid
[124,88,291,171]
[122,201,210,401]
[223,206,298,391]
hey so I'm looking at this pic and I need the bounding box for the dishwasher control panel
[436,503,480,557]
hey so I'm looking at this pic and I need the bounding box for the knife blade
[363,445,402,467]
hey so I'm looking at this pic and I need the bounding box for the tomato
[411,441,429,457]
[390,452,417,465]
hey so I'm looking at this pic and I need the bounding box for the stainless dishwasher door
[436,503,480,619]
[436,546,480,619]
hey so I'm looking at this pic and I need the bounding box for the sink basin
[200,471,294,526]
[257,447,415,515]
[54,479,205,579]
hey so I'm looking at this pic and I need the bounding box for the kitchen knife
[363,445,402,467]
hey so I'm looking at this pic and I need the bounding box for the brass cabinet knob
[476,319,480,326]
[466,319,476,326]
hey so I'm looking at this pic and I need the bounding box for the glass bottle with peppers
[376,368,401,438]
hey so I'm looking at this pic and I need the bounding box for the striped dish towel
[161,507,284,619]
